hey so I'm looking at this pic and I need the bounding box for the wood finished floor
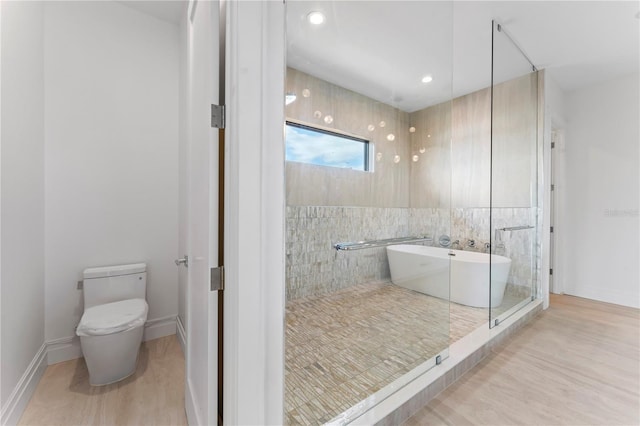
[18,335,186,426]
[404,294,640,426]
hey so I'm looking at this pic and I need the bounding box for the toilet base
[80,325,144,386]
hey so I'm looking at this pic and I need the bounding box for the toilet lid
[76,298,148,337]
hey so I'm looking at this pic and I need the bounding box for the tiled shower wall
[286,206,408,300]
[408,207,537,289]
[286,206,536,300]
[285,70,541,301]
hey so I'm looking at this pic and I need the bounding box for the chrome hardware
[497,225,534,232]
[484,242,491,252]
[333,236,433,251]
[211,104,225,129]
[450,240,461,249]
[494,229,505,249]
[435,355,442,365]
[494,225,533,250]
[174,255,189,267]
[210,266,224,291]
[438,235,451,247]
[77,280,83,290]
[467,239,475,248]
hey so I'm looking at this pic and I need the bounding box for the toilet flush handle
[174,255,188,267]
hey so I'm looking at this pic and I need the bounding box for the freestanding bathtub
[386,245,511,308]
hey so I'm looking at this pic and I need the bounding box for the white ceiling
[112,1,639,112]
[287,1,640,112]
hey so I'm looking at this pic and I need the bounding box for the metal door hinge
[550,226,554,233]
[211,104,225,129]
[211,266,225,291]
[550,268,553,275]
[551,184,555,191]
[551,142,556,149]
[435,355,442,365]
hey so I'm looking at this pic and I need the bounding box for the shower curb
[346,300,543,426]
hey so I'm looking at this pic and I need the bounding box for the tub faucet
[467,239,475,248]
[484,242,491,253]
[450,240,461,249]
[494,229,505,249]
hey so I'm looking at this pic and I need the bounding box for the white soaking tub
[386,244,511,308]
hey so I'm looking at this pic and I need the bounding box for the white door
[185,0,220,424]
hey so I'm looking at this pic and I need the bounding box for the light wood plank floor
[404,294,640,426]
[19,335,186,426]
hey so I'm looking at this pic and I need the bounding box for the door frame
[223,2,285,425]
[549,127,565,295]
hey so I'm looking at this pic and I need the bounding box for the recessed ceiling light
[307,11,325,25]
[421,75,433,83]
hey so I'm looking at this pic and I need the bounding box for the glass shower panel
[489,21,539,327]
[284,2,453,424]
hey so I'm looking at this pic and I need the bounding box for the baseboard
[0,343,48,426]
[46,336,83,365]
[0,316,179,424]
[185,379,201,426]
[176,315,186,355]
[565,286,640,309]
[47,315,178,365]
[143,314,177,341]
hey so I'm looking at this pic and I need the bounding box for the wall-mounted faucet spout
[494,229,505,249]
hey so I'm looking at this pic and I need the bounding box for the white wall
[43,1,180,342]
[0,0,46,412]
[563,72,639,308]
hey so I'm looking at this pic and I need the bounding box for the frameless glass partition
[283,5,541,424]
[284,2,453,424]
[489,21,539,326]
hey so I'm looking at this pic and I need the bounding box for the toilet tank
[82,263,147,309]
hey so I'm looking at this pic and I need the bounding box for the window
[285,121,370,171]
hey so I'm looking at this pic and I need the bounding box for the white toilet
[76,263,148,386]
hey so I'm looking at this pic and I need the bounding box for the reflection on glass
[489,20,539,327]
[284,0,457,421]
[283,2,535,425]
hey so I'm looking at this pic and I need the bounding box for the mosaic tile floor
[284,281,527,425]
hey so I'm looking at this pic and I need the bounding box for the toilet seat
[77,298,148,337]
